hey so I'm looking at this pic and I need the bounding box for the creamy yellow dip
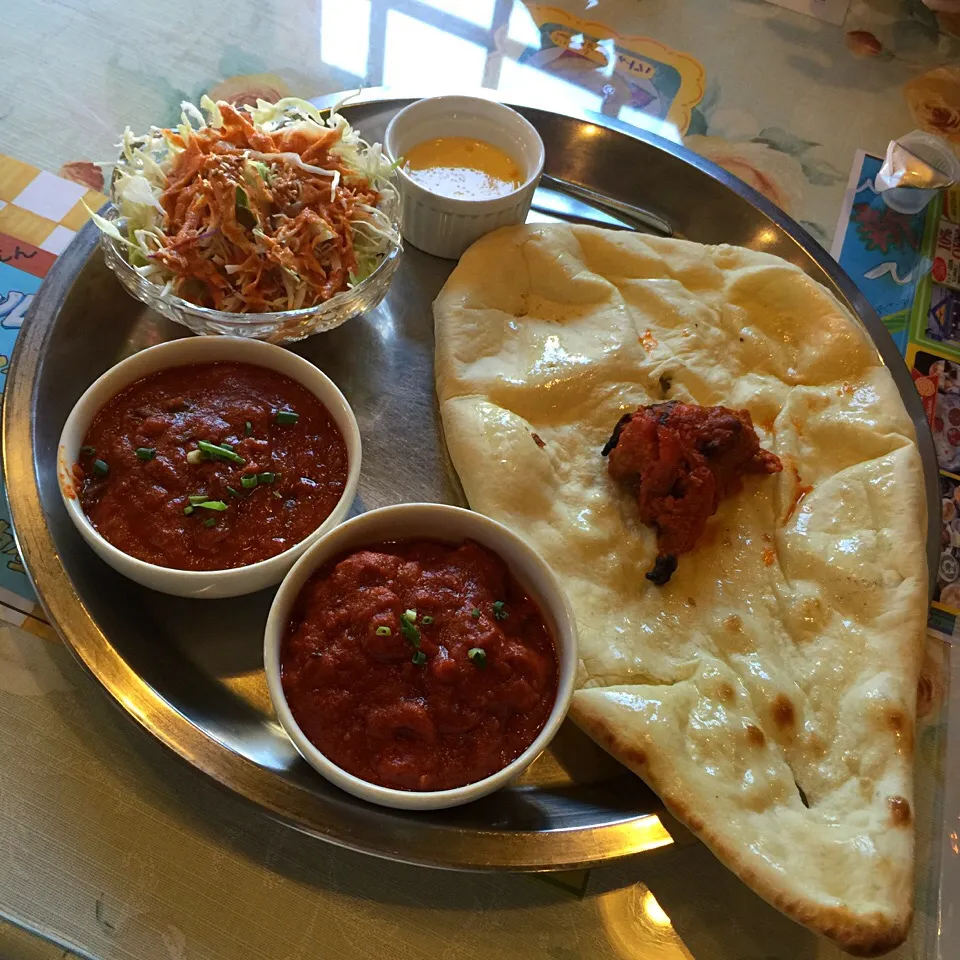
[403,136,522,200]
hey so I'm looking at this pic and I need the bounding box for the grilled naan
[433,224,927,956]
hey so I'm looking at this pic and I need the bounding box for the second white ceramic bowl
[264,503,578,810]
[384,95,545,259]
[57,336,361,599]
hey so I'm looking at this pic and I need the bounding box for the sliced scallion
[258,472,276,484]
[274,409,299,425]
[197,440,245,465]
[375,626,392,636]
[468,648,487,668]
[493,600,508,621]
[412,650,427,666]
[226,486,239,497]
[399,609,420,648]
[135,447,155,461]
[241,475,258,489]
[422,615,434,626]
[203,517,217,528]
[197,500,228,512]
[470,607,481,619]
[80,445,96,456]
[244,421,253,437]
[93,459,109,476]
[183,505,195,516]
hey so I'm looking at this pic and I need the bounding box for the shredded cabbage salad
[91,95,401,313]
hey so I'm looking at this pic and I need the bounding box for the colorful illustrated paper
[518,5,705,134]
[831,151,933,354]
[0,154,106,622]
[834,151,960,638]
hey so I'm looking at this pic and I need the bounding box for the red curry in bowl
[280,538,559,792]
[76,361,348,570]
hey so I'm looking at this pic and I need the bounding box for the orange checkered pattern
[0,154,106,264]
[0,153,107,627]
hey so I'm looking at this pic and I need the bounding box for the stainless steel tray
[2,97,940,871]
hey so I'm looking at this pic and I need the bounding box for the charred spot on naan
[744,722,766,748]
[603,402,782,584]
[714,680,737,703]
[771,693,797,734]
[888,796,912,827]
[882,705,915,753]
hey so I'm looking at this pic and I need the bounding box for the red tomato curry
[77,361,348,570]
[280,539,559,792]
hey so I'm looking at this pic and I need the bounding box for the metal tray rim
[2,94,939,872]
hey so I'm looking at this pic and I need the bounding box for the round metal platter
[2,96,939,871]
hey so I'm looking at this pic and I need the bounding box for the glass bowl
[98,196,402,346]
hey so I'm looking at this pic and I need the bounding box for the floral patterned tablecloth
[0,1,958,958]
[4,0,960,241]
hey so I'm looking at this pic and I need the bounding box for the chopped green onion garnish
[135,447,155,461]
[258,472,276,484]
[203,517,217,528]
[244,421,253,437]
[226,486,239,497]
[468,648,487,668]
[197,500,228,512]
[399,609,420,647]
[422,615,434,625]
[183,505,195,516]
[241,475,258,489]
[93,459,109,476]
[197,440,246,464]
[470,607,481,619]
[275,409,299,425]
[412,650,427,666]
[493,600,508,621]
[188,494,209,505]
[80,445,96,456]
[375,626,392,636]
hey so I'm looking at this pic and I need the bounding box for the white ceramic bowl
[264,503,578,810]
[384,96,545,259]
[57,336,361,599]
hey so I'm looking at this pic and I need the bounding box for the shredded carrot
[149,104,383,313]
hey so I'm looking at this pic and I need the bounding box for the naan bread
[434,224,927,955]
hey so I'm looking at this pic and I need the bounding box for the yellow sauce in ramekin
[403,136,522,200]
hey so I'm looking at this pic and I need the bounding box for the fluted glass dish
[99,196,402,345]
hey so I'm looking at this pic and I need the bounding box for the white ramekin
[384,96,545,260]
[264,503,578,810]
[57,336,361,599]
